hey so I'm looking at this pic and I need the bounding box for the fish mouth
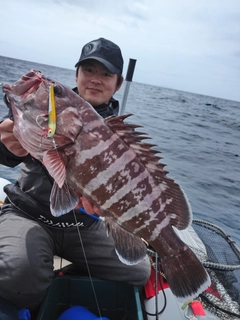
[2,70,45,113]
[2,70,43,97]
[3,93,11,109]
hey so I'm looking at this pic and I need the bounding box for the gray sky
[0,0,239,101]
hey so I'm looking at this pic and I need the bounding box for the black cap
[75,38,123,74]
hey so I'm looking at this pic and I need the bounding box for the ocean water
[0,55,239,247]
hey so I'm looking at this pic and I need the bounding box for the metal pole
[118,58,137,115]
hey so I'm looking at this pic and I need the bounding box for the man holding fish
[0,38,151,315]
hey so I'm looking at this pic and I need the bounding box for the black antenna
[119,58,137,115]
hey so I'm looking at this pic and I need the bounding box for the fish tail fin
[152,237,211,301]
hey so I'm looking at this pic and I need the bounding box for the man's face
[76,60,123,107]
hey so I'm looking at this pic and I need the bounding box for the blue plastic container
[57,306,109,320]
[18,308,31,320]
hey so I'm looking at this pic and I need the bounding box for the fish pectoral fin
[106,218,147,265]
[43,149,67,188]
[50,181,79,217]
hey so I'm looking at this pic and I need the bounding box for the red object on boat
[144,267,169,299]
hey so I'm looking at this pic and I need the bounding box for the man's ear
[116,76,124,91]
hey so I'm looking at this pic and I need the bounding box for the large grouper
[2,70,210,301]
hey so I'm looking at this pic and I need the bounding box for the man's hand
[0,119,28,157]
[75,191,103,216]
[81,196,103,216]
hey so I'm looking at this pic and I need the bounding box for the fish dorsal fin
[105,216,147,265]
[43,149,67,188]
[50,181,79,216]
[105,114,165,170]
[105,114,169,181]
[105,115,192,230]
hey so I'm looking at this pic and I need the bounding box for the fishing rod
[119,58,137,116]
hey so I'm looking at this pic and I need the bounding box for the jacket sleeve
[0,142,30,167]
[0,112,30,167]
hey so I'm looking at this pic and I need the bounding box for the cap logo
[83,42,98,57]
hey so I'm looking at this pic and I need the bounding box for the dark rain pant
[0,209,151,310]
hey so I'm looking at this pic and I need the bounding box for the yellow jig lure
[47,84,56,138]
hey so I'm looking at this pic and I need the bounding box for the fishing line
[38,110,102,316]
[72,209,103,319]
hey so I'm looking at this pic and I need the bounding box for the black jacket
[0,94,120,228]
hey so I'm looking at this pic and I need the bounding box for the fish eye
[53,85,62,95]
